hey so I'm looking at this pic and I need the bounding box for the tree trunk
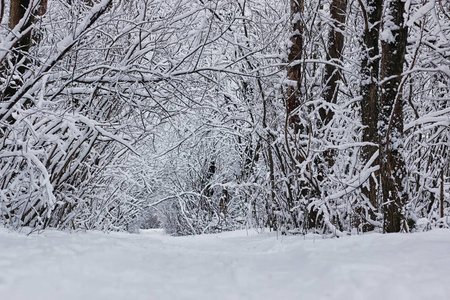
[320,0,347,126]
[286,0,304,135]
[1,0,37,127]
[9,0,33,70]
[359,0,383,229]
[286,0,322,230]
[2,0,47,94]
[9,0,30,29]
[379,0,408,233]
[316,0,347,187]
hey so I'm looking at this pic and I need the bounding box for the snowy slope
[0,227,449,300]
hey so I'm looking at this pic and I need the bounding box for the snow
[404,106,450,131]
[406,0,435,27]
[1,228,450,300]
[56,0,112,52]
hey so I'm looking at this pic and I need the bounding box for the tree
[1,0,47,120]
[0,0,448,234]
[401,0,449,229]
[320,0,347,127]
[379,0,408,232]
[359,0,383,230]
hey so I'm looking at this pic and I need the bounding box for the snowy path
[0,228,449,300]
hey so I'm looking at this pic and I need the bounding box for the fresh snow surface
[1,228,449,300]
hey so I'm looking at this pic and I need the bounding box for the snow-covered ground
[0,227,449,300]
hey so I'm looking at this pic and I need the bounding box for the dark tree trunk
[1,0,47,104]
[1,0,36,128]
[9,0,33,70]
[286,0,304,135]
[37,0,47,16]
[285,0,322,230]
[379,0,408,233]
[316,0,347,187]
[9,0,30,29]
[359,0,383,229]
[320,0,347,126]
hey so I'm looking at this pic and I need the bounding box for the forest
[0,0,449,236]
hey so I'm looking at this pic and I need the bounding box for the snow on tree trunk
[379,0,408,233]
[359,0,383,230]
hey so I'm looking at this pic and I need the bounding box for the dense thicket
[0,0,448,234]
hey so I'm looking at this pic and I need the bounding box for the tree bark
[286,0,322,230]
[286,0,304,135]
[379,0,408,233]
[1,0,47,123]
[320,0,347,126]
[9,0,33,65]
[359,0,383,229]
[316,0,347,183]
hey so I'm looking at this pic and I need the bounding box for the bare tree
[358,0,383,230]
[320,0,347,126]
[379,0,408,232]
